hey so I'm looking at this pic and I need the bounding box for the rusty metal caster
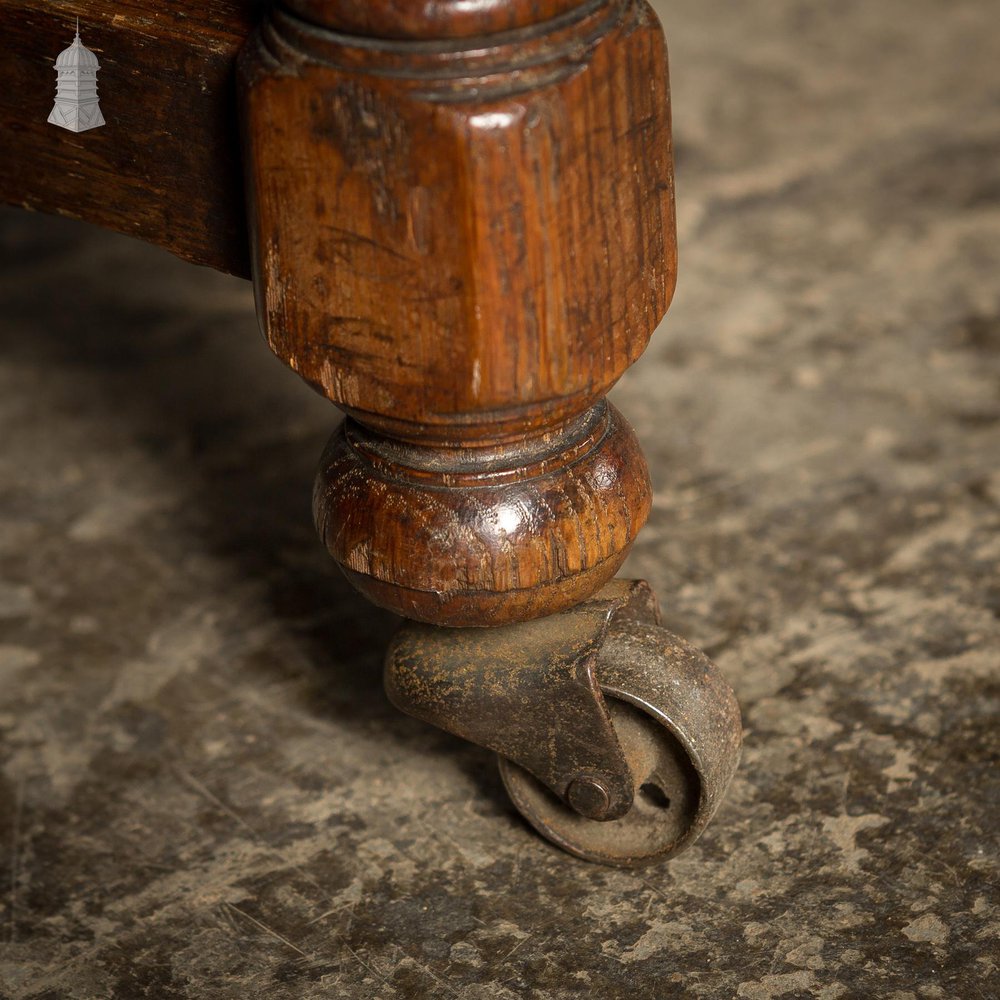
[385,580,742,867]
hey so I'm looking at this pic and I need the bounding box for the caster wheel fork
[385,580,742,867]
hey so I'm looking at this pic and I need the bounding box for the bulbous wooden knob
[313,403,652,626]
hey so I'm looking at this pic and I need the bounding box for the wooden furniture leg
[239,0,742,866]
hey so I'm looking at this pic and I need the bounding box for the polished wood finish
[241,0,676,625]
[0,0,259,275]
[286,0,589,38]
[240,0,675,440]
[314,402,651,626]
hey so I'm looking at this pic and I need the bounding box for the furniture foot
[239,0,742,863]
[312,400,650,627]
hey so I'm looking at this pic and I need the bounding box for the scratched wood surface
[242,0,675,436]
[0,0,263,275]
[241,0,676,624]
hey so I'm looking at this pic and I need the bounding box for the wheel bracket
[384,580,662,821]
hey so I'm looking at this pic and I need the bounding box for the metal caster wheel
[385,580,742,867]
[498,619,740,866]
[500,698,698,866]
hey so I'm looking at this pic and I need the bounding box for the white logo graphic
[49,19,106,133]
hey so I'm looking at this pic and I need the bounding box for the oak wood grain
[242,0,677,625]
[314,402,651,626]
[241,0,676,440]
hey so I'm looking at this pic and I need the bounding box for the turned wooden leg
[239,0,674,626]
[239,0,741,865]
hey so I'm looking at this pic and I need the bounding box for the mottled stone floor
[1,1,998,997]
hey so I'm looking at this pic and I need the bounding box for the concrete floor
[1,0,998,997]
